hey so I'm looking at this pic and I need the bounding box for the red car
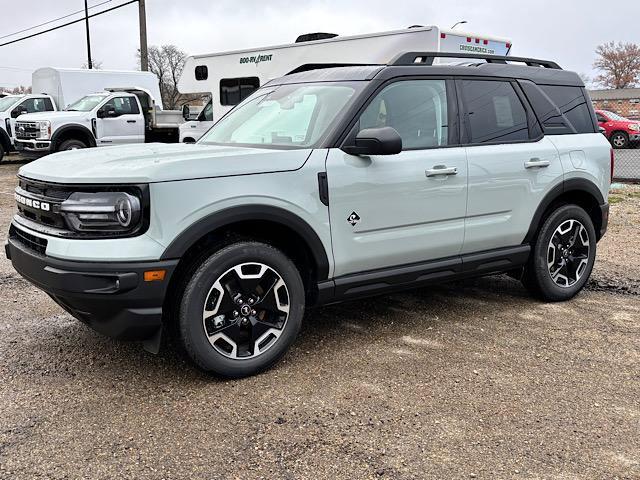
[595,109,640,149]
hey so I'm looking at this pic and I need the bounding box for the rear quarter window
[540,85,595,134]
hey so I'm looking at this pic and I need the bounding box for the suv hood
[17,111,85,122]
[19,143,314,184]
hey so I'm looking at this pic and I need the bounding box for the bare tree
[593,41,640,89]
[0,85,32,94]
[138,44,198,109]
[81,60,103,69]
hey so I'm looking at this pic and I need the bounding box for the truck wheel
[58,139,87,151]
[178,241,305,378]
[610,131,629,149]
[522,204,596,302]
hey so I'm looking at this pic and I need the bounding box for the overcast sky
[1,0,638,89]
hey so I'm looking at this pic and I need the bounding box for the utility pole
[84,0,92,69]
[138,0,149,71]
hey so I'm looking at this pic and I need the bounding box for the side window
[198,102,213,121]
[43,98,54,111]
[19,98,51,113]
[103,97,140,116]
[596,112,607,123]
[540,85,595,134]
[359,79,449,149]
[460,80,529,144]
[220,77,260,106]
[195,65,208,81]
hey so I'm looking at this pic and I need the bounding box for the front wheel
[58,139,87,151]
[178,242,305,378]
[610,131,629,149]
[522,205,596,301]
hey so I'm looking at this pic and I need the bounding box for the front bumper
[15,139,52,152]
[5,229,179,341]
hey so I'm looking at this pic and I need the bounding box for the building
[588,88,640,119]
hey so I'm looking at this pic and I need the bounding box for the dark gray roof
[588,88,640,101]
[266,65,384,85]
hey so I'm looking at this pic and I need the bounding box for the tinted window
[198,101,213,121]
[220,77,260,106]
[103,97,140,115]
[19,97,53,114]
[359,80,449,149]
[461,80,529,144]
[540,85,595,134]
[195,65,208,81]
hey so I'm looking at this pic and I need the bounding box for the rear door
[95,96,145,145]
[326,78,468,277]
[458,78,562,254]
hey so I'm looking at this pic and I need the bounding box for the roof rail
[390,52,562,69]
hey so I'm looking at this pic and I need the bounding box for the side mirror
[97,107,117,118]
[341,127,403,156]
[11,108,27,118]
[182,104,190,120]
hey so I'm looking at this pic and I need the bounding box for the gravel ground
[0,158,638,479]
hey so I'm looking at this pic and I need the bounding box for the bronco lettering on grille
[15,192,50,212]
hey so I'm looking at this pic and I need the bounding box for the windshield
[0,96,22,112]
[199,82,360,148]
[601,110,630,122]
[66,94,107,112]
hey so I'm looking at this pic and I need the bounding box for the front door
[95,96,145,145]
[326,79,468,277]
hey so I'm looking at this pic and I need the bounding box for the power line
[0,0,138,48]
[0,0,112,41]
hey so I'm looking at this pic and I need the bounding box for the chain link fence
[613,149,640,182]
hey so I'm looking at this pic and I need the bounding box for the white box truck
[177,25,512,142]
[14,68,184,154]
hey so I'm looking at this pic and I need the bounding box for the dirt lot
[0,158,638,479]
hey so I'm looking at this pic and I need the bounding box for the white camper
[32,67,164,110]
[177,25,511,142]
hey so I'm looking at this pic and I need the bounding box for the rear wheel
[522,205,596,301]
[178,242,305,378]
[610,131,629,149]
[58,139,87,151]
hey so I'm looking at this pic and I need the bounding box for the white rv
[177,26,512,142]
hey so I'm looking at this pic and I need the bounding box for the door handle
[127,120,137,123]
[524,158,550,169]
[425,165,458,177]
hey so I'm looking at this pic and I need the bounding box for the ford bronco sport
[6,52,611,378]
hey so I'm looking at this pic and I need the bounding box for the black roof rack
[390,52,562,70]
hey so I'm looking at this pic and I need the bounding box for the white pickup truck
[14,88,183,153]
[0,94,57,161]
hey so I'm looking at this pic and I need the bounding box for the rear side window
[540,85,595,134]
[195,65,208,81]
[460,80,529,144]
[220,77,260,106]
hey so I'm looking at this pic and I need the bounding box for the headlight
[60,192,142,234]
[628,123,640,132]
[37,120,51,139]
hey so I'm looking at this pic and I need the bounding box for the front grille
[15,177,72,230]
[10,224,48,255]
[15,122,39,140]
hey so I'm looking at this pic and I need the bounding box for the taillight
[610,148,615,182]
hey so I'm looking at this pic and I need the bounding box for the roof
[268,61,583,87]
[588,88,640,101]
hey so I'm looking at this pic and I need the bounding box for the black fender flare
[524,178,605,243]
[160,204,331,280]
[51,124,97,149]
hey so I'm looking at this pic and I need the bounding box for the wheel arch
[51,124,96,150]
[524,178,606,244]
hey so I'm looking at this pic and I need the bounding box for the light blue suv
[6,53,612,377]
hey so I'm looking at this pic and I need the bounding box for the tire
[177,241,305,378]
[58,139,87,151]
[610,131,629,149]
[522,204,596,302]
[0,143,4,162]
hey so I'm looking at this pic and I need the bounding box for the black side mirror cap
[11,108,27,118]
[341,127,403,156]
